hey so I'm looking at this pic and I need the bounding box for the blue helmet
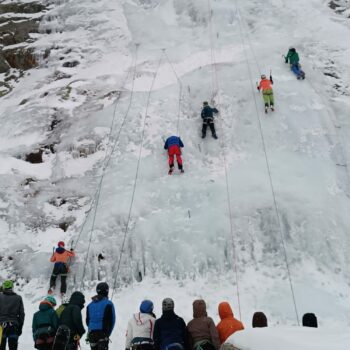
[140,300,154,314]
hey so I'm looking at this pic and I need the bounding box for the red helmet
[58,241,65,247]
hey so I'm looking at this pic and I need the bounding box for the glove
[257,86,260,91]
[70,248,74,252]
[285,58,288,64]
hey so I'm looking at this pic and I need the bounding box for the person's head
[140,300,154,314]
[252,312,268,328]
[162,298,174,313]
[45,295,57,308]
[261,74,267,80]
[70,291,85,309]
[2,280,14,291]
[193,299,207,318]
[302,313,318,328]
[96,282,109,297]
[203,101,209,106]
[218,301,234,320]
[58,241,65,248]
[289,47,296,53]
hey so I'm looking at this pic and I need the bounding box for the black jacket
[60,292,86,339]
[154,311,188,350]
[201,106,219,120]
[0,290,25,332]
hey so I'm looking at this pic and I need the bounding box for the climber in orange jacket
[257,74,274,113]
[216,302,244,344]
[49,241,75,296]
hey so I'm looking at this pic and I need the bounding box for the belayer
[49,241,75,296]
[0,280,25,350]
[86,282,116,350]
[284,47,305,80]
[201,102,218,139]
[164,136,184,175]
[257,74,274,113]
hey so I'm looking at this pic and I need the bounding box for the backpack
[34,325,56,347]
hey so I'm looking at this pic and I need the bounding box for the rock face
[0,2,47,77]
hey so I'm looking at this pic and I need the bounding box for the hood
[134,312,154,325]
[56,247,65,254]
[39,301,53,311]
[193,299,207,318]
[92,295,107,302]
[70,291,85,309]
[3,290,15,296]
[218,302,234,320]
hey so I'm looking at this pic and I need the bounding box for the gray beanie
[162,298,174,312]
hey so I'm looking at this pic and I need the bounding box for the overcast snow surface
[1,0,350,348]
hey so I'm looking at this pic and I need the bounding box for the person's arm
[212,108,219,114]
[270,75,273,84]
[51,309,60,331]
[164,140,168,150]
[50,253,56,262]
[67,250,75,258]
[86,305,90,329]
[208,318,221,350]
[201,109,205,119]
[125,319,133,349]
[18,296,25,333]
[179,139,184,148]
[32,314,37,340]
[257,81,262,91]
[153,320,160,350]
[73,307,86,336]
[285,51,290,63]
[102,303,116,336]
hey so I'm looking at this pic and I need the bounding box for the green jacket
[32,302,59,340]
[285,50,299,65]
[60,291,86,339]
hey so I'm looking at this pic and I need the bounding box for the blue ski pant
[291,64,301,76]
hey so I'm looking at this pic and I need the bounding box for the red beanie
[58,241,65,247]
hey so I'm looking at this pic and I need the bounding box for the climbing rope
[111,56,163,299]
[235,0,300,325]
[77,44,140,290]
[162,49,183,136]
[207,0,242,320]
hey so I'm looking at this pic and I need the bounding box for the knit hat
[302,313,318,328]
[162,298,174,312]
[252,312,268,328]
[96,282,109,297]
[140,300,154,314]
[58,241,65,247]
[2,280,13,290]
[203,101,209,106]
[45,295,57,306]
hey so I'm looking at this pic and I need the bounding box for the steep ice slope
[1,0,350,348]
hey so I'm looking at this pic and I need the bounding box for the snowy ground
[1,0,350,348]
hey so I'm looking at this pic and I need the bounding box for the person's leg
[262,92,269,108]
[291,64,300,76]
[8,337,18,350]
[60,275,67,294]
[0,337,7,350]
[168,154,175,168]
[202,121,208,138]
[176,154,183,170]
[269,93,274,107]
[209,121,217,138]
[49,273,57,290]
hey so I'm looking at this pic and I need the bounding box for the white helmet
[261,74,267,79]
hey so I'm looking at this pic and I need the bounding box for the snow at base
[1,0,350,349]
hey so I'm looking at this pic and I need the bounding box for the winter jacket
[56,304,68,318]
[216,302,244,344]
[153,310,187,350]
[187,300,220,350]
[86,295,115,336]
[0,290,25,333]
[258,78,273,92]
[32,301,60,340]
[50,247,75,265]
[125,312,156,348]
[285,50,300,65]
[164,136,184,150]
[60,291,86,339]
[201,106,219,120]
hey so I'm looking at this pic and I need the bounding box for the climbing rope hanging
[111,55,163,299]
[77,44,140,290]
[235,0,300,326]
[162,49,183,136]
[206,0,242,320]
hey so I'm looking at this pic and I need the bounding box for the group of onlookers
[0,279,318,350]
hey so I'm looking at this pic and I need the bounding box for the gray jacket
[0,290,25,330]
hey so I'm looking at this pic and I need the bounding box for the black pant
[35,345,52,350]
[50,264,68,294]
[89,331,109,350]
[132,344,154,350]
[0,324,19,350]
[202,119,216,137]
